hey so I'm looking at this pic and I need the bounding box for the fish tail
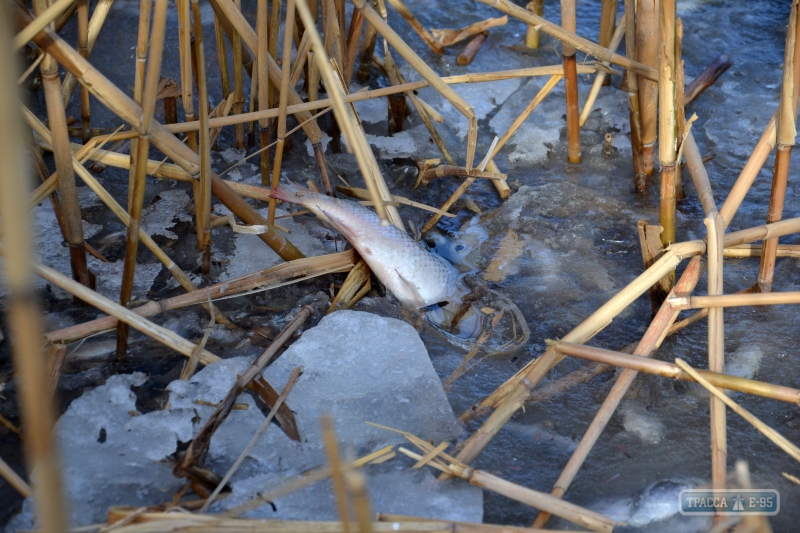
[269,181,310,205]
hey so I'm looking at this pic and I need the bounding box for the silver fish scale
[285,188,456,309]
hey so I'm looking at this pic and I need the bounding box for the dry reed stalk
[191,0,213,274]
[485,159,510,200]
[477,0,658,80]
[670,290,800,309]
[524,0,543,49]
[354,0,478,171]
[706,213,727,495]
[24,109,231,328]
[392,443,615,532]
[432,17,509,48]
[490,74,562,161]
[377,514,577,533]
[344,9,364,85]
[290,29,312,85]
[76,0,89,143]
[16,6,306,260]
[198,365,304,511]
[555,344,800,404]
[53,0,77,32]
[223,445,394,518]
[177,0,197,152]
[322,0,344,68]
[381,45,457,167]
[637,0,659,174]
[637,220,672,313]
[0,11,68,529]
[117,0,169,359]
[675,360,800,464]
[684,54,733,104]
[624,0,646,191]
[256,0,270,186]
[599,0,617,51]
[208,0,334,193]
[531,255,705,528]
[758,1,800,293]
[457,33,488,66]
[724,244,800,258]
[658,0,678,248]
[338,186,454,216]
[214,14,231,99]
[12,0,75,50]
[230,0,246,149]
[60,0,115,107]
[580,14,625,127]
[328,258,371,313]
[45,251,355,345]
[0,454,32,498]
[33,0,93,295]
[269,0,296,225]
[46,343,67,397]
[356,0,379,83]
[418,165,506,185]
[322,416,353,533]
[384,0,443,53]
[297,0,401,227]
[561,0,581,163]
[683,131,718,215]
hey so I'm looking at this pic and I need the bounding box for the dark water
[3,0,800,530]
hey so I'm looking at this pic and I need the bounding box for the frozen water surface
[3,0,800,530]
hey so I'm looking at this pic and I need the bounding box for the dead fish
[270,182,457,309]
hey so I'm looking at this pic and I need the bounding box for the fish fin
[269,181,312,204]
[394,269,425,308]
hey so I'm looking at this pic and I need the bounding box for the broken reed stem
[46,251,354,345]
[353,0,478,171]
[35,0,92,295]
[555,344,800,404]
[322,416,353,533]
[706,213,727,494]
[637,0,659,174]
[24,109,231,329]
[561,0,581,163]
[192,0,213,274]
[269,0,296,225]
[457,32,487,66]
[296,0,400,228]
[385,0,443,53]
[624,0,646,191]
[532,255,705,529]
[671,290,800,308]
[117,0,169,360]
[684,54,733,105]
[0,11,68,531]
[201,366,303,512]
[659,0,678,248]
[580,13,625,127]
[675,360,800,464]
[256,0,270,187]
[525,0,544,49]
[477,0,658,80]
[758,1,800,293]
[683,131,718,215]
